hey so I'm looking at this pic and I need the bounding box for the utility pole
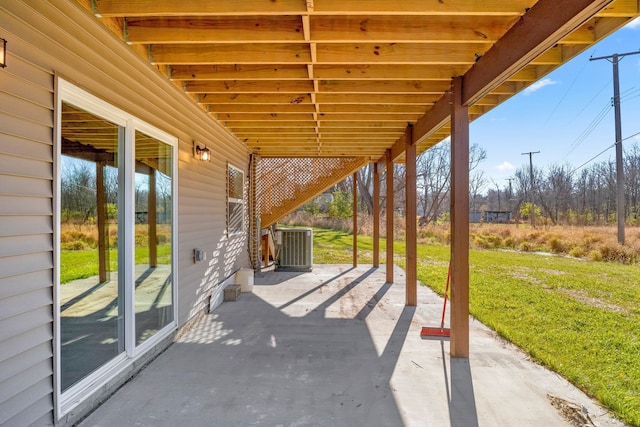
[506,178,513,201]
[590,50,640,245]
[522,151,540,228]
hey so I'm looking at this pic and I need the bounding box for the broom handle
[440,263,451,328]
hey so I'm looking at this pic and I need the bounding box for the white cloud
[496,161,515,172]
[625,17,640,29]
[523,78,558,95]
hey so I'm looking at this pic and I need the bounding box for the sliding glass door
[134,130,174,345]
[57,81,176,404]
[59,103,125,391]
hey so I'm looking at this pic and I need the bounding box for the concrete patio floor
[79,264,624,427]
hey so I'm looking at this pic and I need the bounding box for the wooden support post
[353,172,358,268]
[405,125,417,306]
[148,169,157,268]
[96,161,108,283]
[373,162,380,268]
[385,150,394,283]
[450,77,470,358]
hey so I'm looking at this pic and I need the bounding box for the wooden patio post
[148,169,157,268]
[353,172,358,268]
[385,150,394,283]
[450,76,470,358]
[373,162,380,268]
[96,161,108,283]
[405,125,417,306]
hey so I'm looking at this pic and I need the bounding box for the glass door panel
[134,130,173,345]
[59,102,124,391]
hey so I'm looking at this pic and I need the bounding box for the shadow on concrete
[60,264,172,391]
[276,267,355,310]
[80,266,411,426]
[80,265,623,427]
[440,341,479,427]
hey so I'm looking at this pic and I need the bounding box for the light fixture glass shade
[0,38,6,68]
[194,142,211,161]
[200,147,211,161]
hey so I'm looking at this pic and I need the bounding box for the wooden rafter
[75,0,638,159]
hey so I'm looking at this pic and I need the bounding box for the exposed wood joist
[380,0,618,166]
[77,0,637,159]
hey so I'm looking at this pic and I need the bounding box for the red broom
[420,263,451,338]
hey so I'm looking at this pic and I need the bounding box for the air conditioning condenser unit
[275,228,312,271]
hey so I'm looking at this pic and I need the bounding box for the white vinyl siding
[1,1,250,424]
[0,48,55,425]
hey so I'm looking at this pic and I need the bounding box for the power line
[545,57,590,123]
[564,100,612,157]
[569,130,640,175]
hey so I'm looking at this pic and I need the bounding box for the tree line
[322,141,640,226]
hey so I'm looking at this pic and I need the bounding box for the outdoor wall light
[0,38,7,68]
[194,141,211,162]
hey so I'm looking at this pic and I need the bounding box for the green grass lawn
[312,227,640,426]
[60,245,172,284]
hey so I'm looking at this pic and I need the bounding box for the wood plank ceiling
[81,0,639,161]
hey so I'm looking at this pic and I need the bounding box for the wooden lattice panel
[257,157,368,228]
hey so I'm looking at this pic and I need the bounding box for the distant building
[484,210,513,223]
[469,210,513,223]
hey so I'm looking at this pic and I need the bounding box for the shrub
[328,191,352,219]
[600,244,638,264]
[61,240,89,250]
[568,246,586,258]
[587,250,603,262]
[549,236,565,253]
[519,241,533,252]
[504,237,516,248]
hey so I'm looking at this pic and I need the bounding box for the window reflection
[134,130,173,345]
[59,102,124,391]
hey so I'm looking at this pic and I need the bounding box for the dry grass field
[283,211,640,265]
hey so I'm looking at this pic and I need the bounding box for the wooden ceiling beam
[94,0,306,17]
[101,0,601,17]
[199,93,312,104]
[462,0,613,106]
[316,42,493,64]
[240,127,398,134]
[317,80,450,93]
[312,64,468,80]
[318,113,423,121]
[252,149,385,157]
[149,43,311,64]
[228,121,318,128]
[170,65,309,80]
[185,80,313,93]
[319,104,430,113]
[378,0,613,166]
[207,104,317,113]
[125,16,304,44]
[596,0,639,16]
[319,121,406,129]
[309,15,519,42]
[312,0,534,15]
[222,112,424,121]
[220,113,316,121]
[315,93,439,104]
[235,130,319,136]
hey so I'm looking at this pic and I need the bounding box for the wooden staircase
[257,157,368,228]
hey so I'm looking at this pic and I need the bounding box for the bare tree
[356,164,374,214]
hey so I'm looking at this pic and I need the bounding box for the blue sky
[470,17,640,191]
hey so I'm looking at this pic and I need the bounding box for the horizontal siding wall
[177,151,250,323]
[1,0,250,424]
[0,39,55,427]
